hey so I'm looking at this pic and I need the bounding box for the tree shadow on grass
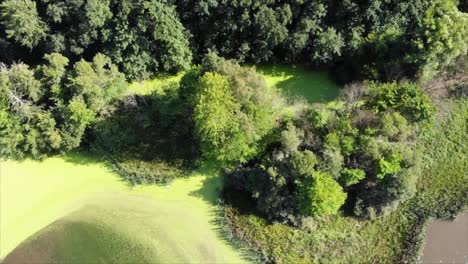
[189,163,258,263]
[258,64,341,103]
[61,151,106,166]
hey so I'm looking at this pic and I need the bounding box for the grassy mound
[0,156,249,263]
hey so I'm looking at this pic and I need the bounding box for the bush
[340,168,366,187]
[367,81,435,123]
[296,172,347,216]
[112,159,189,185]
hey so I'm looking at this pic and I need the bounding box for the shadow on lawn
[259,65,341,103]
[189,164,258,263]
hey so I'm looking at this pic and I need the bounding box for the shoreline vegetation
[222,98,468,263]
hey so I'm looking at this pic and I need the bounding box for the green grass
[0,155,250,263]
[127,73,185,96]
[0,65,342,262]
[224,99,468,263]
[125,65,341,103]
[258,65,341,103]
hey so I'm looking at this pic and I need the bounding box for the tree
[186,54,279,163]
[37,53,69,105]
[377,152,402,180]
[367,81,435,123]
[252,5,290,62]
[193,72,242,162]
[0,0,48,49]
[296,172,347,216]
[340,168,365,187]
[312,27,344,63]
[281,124,303,153]
[68,53,127,114]
[415,0,468,77]
[104,0,192,79]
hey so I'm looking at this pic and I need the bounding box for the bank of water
[422,211,468,263]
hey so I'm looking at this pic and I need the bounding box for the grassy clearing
[224,99,468,263]
[127,73,185,96]
[258,65,341,103]
[0,156,250,263]
[126,65,341,103]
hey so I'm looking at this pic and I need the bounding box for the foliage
[224,99,468,263]
[340,168,365,187]
[182,54,279,164]
[415,0,468,77]
[0,0,48,49]
[0,53,127,159]
[377,153,402,180]
[103,0,192,79]
[193,73,243,162]
[296,172,347,216]
[113,159,189,185]
[225,80,434,220]
[367,81,435,122]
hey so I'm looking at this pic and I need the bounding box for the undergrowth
[223,99,468,263]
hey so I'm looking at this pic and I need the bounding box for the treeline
[0,53,126,159]
[1,0,467,81]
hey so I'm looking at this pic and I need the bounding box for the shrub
[296,172,347,216]
[367,81,435,123]
[340,168,366,187]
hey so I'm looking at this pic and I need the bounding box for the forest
[0,0,467,263]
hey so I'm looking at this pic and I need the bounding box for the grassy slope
[224,99,468,263]
[0,156,249,263]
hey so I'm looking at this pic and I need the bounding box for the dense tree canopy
[225,80,433,220]
[0,0,48,49]
[0,53,126,159]
[1,0,466,81]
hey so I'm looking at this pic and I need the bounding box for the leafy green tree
[104,0,192,79]
[187,53,279,163]
[291,150,317,176]
[0,0,48,49]
[193,72,242,162]
[312,27,344,63]
[1,63,42,119]
[380,112,410,141]
[296,172,347,216]
[252,5,290,62]
[68,53,127,114]
[37,53,69,105]
[367,81,435,123]
[377,152,402,180]
[415,0,468,76]
[340,168,366,187]
[281,124,303,153]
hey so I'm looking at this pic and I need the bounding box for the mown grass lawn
[0,156,250,263]
[258,65,341,103]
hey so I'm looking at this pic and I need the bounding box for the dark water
[422,211,468,264]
